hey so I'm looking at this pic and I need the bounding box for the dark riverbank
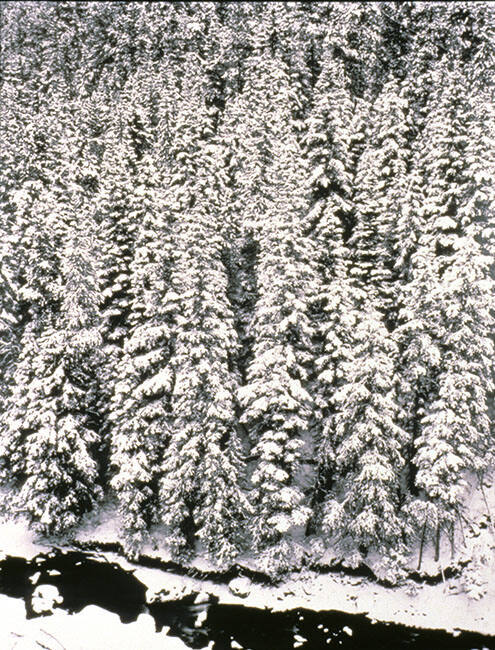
[1,548,494,650]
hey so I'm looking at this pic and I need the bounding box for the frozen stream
[0,549,493,649]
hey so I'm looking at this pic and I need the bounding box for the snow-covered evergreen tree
[231,49,316,571]
[109,150,177,557]
[350,77,412,325]
[322,304,407,565]
[159,56,249,564]
[302,39,367,527]
[0,183,62,485]
[402,67,495,559]
[1,216,102,533]
[94,121,138,473]
[160,224,249,564]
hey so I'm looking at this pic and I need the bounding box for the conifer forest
[0,1,494,581]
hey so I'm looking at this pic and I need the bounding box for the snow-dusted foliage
[350,77,412,323]
[109,152,176,558]
[228,50,316,568]
[0,223,103,534]
[158,65,250,564]
[401,68,495,558]
[303,43,368,527]
[0,2,493,575]
[322,304,407,562]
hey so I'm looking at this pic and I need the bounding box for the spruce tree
[403,67,495,560]
[1,217,102,534]
[109,151,177,557]
[322,304,407,567]
[231,49,316,571]
[350,77,412,326]
[159,56,249,564]
[302,38,367,527]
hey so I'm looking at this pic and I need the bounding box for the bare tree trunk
[479,473,495,542]
[434,524,441,563]
[456,507,466,546]
[417,520,427,571]
[440,565,446,593]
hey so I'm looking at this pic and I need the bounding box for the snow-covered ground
[73,478,495,638]
[128,555,495,638]
[0,594,188,650]
[1,474,494,641]
[0,517,48,561]
[1,515,494,641]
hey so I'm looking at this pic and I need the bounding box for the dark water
[0,549,493,649]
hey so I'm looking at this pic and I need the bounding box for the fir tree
[159,60,249,564]
[233,50,316,570]
[349,77,412,326]
[404,68,495,560]
[322,303,407,566]
[1,219,102,533]
[303,38,367,527]
[109,152,177,557]
[160,217,249,566]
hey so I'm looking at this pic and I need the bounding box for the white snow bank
[31,584,63,615]
[0,595,190,650]
[0,517,48,560]
[135,561,495,637]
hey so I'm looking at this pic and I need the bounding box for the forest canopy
[0,1,493,578]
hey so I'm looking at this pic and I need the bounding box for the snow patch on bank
[0,594,189,650]
[128,558,495,638]
[1,477,494,640]
[0,516,48,560]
